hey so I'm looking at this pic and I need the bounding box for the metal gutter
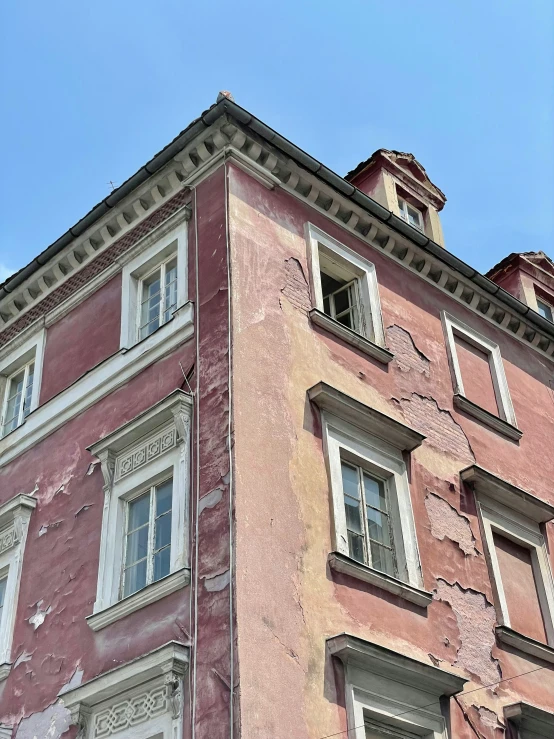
[3,97,553,342]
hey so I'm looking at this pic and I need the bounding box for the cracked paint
[425,492,478,555]
[435,579,500,685]
[28,601,52,630]
[202,569,230,592]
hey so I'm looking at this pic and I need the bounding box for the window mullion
[146,487,156,585]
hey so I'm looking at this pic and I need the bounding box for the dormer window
[536,298,553,322]
[398,197,424,232]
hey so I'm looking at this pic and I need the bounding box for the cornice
[4,108,554,364]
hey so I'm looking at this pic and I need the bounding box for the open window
[87,390,192,631]
[120,221,187,349]
[442,312,520,440]
[0,330,45,438]
[309,382,431,608]
[306,224,392,364]
[328,634,467,739]
[462,465,554,664]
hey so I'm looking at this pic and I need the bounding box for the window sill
[87,567,190,632]
[453,394,522,442]
[328,552,433,608]
[309,309,393,365]
[496,626,554,664]
[0,662,11,682]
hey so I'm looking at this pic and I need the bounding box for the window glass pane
[348,531,365,563]
[3,370,25,434]
[123,560,147,597]
[363,474,387,511]
[140,269,162,338]
[125,526,149,568]
[23,363,34,418]
[155,512,172,551]
[341,463,359,499]
[366,507,391,547]
[370,541,395,576]
[128,492,150,531]
[342,462,365,563]
[153,546,171,582]
[336,311,354,329]
[537,299,553,321]
[164,259,178,322]
[156,479,173,516]
[333,285,351,315]
[0,577,7,623]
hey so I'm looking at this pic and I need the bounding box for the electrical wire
[317,664,547,739]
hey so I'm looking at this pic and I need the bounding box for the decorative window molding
[0,302,194,469]
[328,634,467,739]
[309,382,429,606]
[0,493,37,680]
[441,311,520,440]
[504,702,554,739]
[463,465,554,659]
[305,223,392,364]
[86,391,192,631]
[120,221,188,349]
[0,329,45,438]
[61,641,189,739]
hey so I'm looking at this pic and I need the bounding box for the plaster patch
[435,579,500,685]
[13,650,34,668]
[28,601,52,630]
[394,393,474,460]
[425,492,478,555]
[75,504,93,516]
[38,521,63,537]
[58,667,83,696]
[280,257,311,314]
[386,325,430,376]
[14,702,71,739]
[198,486,224,514]
[202,569,230,592]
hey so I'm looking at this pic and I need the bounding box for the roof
[487,251,554,281]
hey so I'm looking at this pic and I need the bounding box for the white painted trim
[305,223,386,347]
[0,494,36,677]
[120,220,188,349]
[442,311,518,427]
[0,302,194,468]
[309,309,394,365]
[322,412,424,591]
[89,391,192,624]
[477,494,554,646]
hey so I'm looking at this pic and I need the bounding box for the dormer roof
[487,251,554,284]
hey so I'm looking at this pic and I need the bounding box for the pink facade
[0,97,552,739]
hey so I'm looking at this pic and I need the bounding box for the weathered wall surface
[228,163,554,738]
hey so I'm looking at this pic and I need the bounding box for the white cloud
[0,264,15,283]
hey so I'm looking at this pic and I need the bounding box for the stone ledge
[496,625,554,664]
[309,309,394,365]
[87,568,190,631]
[328,552,433,608]
[453,394,523,441]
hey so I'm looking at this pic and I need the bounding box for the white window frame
[477,494,554,645]
[323,414,423,589]
[120,222,187,349]
[61,641,188,739]
[0,494,36,681]
[87,390,192,631]
[535,297,554,322]
[397,196,424,232]
[306,223,386,348]
[328,634,466,739]
[0,329,46,438]
[441,311,518,431]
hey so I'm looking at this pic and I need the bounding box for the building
[0,93,553,739]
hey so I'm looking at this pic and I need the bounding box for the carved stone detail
[93,686,168,738]
[116,426,177,481]
[0,526,17,555]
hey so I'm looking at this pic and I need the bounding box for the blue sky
[1,1,553,282]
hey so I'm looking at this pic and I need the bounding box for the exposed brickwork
[425,491,478,556]
[394,393,474,460]
[0,190,190,348]
[280,258,311,314]
[386,324,430,376]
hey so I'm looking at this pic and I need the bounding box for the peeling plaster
[74,504,93,516]
[13,651,34,669]
[425,492,479,556]
[198,486,223,514]
[280,257,311,314]
[38,522,62,537]
[386,325,430,376]
[58,667,83,696]
[435,579,500,685]
[28,601,52,630]
[14,702,71,739]
[202,569,230,592]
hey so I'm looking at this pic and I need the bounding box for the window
[123,478,173,598]
[536,298,553,322]
[398,197,424,232]
[462,465,554,662]
[308,382,431,608]
[442,311,520,440]
[0,494,37,681]
[305,224,391,364]
[138,256,178,340]
[328,634,467,739]
[87,390,192,631]
[504,702,554,739]
[61,641,189,739]
[0,329,45,439]
[120,220,188,349]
